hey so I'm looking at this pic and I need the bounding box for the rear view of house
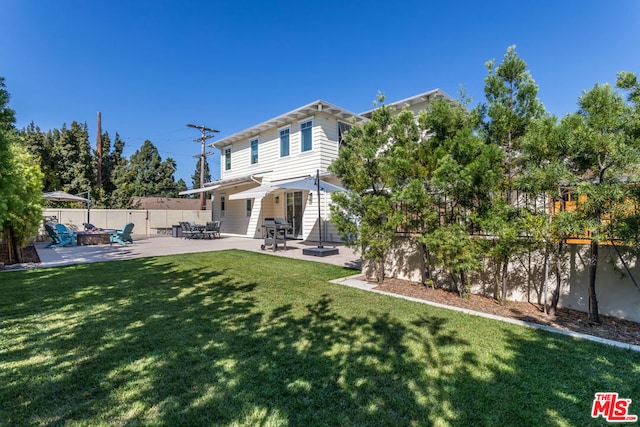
[182,89,452,242]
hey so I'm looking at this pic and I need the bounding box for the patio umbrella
[276,170,345,256]
[42,191,91,223]
[276,175,345,193]
[42,191,89,203]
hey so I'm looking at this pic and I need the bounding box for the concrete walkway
[32,235,362,270]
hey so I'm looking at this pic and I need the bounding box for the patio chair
[179,221,195,239]
[110,222,134,246]
[202,221,221,239]
[44,222,77,248]
[83,223,103,231]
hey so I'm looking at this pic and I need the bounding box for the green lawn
[1,250,639,426]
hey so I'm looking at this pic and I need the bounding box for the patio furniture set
[44,221,135,247]
[178,221,221,239]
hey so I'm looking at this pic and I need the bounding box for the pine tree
[482,46,545,305]
[330,95,404,282]
[561,82,639,322]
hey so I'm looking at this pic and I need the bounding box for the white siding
[219,111,344,182]
[214,111,347,240]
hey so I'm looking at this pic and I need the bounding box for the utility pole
[186,124,219,210]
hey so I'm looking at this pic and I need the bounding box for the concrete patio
[33,235,362,270]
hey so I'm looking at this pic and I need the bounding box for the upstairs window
[280,127,290,157]
[338,121,352,148]
[224,147,231,170]
[300,119,313,152]
[250,138,259,164]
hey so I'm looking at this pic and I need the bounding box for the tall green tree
[190,157,212,200]
[482,46,545,305]
[112,139,183,204]
[330,96,403,282]
[191,157,211,190]
[107,133,130,207]
[561,82,640,322]
[0,78,43,263]
[517,116,582,314]
[418,97,502,296]
[47,121,93,196]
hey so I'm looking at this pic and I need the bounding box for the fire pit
[75,230,114,246]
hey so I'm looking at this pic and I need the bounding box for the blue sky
[2,1,639,186]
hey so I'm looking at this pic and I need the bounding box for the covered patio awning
[228,183,279,200]
[178,185,219,196]
[179,170,273,196]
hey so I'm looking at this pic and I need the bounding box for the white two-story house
[181,89,452,242]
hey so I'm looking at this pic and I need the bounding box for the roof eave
[359,88,454,118]
[211,100,366,149]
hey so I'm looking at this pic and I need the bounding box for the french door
[286,191,303,238]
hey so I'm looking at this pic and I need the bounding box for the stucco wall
[364,237,640,322]
[41,208,212,239]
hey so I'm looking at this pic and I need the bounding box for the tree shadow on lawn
[2,254,639,425]
[442,325,640,426]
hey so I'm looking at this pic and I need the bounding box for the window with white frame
[280,127,290,157]
[220,196,226,217]
[246,199,252,217]
[338,121,352,148]
[300,119,313,152]
[224,147,231,170]
[250,138,259,164]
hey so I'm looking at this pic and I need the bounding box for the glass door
[286,191,303,238]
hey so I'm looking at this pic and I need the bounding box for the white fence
[41,208,213,239]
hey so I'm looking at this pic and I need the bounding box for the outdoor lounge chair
[110,222,134,245]
[202,221,221,239]
[179,221,195,239]
[44,222,77,248]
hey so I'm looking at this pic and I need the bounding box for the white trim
[250,137,259,165]
[224,146,232,171]
[298,117,314,153]
[279,125,291,158]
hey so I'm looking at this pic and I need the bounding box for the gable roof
[359,88,453,118]
[211,100,366,149]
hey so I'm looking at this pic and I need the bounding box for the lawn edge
[330,275,640,353]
